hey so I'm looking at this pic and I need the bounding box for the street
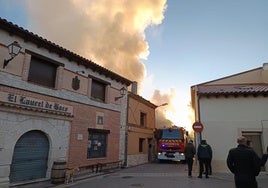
[51,162,268,188]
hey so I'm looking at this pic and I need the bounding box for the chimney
[263,63,268,70]
[131,81,138,94]
[262,63,268,83]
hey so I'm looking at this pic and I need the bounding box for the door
[242,132,263,157]
[148,138,154,162]
[9,130,49,182]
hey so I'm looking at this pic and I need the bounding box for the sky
[1,0,268,131]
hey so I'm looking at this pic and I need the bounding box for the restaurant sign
[0,91,73,116]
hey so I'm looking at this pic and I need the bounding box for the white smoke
[25,0,167,86]
[23,1,196,130]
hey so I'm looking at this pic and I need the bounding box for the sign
[0,91,73,116]
[192,122,204,132]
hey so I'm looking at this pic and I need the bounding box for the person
[197,139,212,178]
[207,140,212,175]
[261,146,268,166]
[246,140,268,167]
[184,140,196,177]
[227,136,261,188]
[202,141,212,175]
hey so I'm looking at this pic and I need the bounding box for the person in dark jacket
[206,140,212,175]
[197,139,212,178]
[227,136,261,188]
[261,146,268,166]
[184,140,196,177]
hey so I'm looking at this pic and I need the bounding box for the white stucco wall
[199,96,268,172]
[0,109,71,187]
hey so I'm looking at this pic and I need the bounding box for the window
[139,138,145,152]
[87,128,110,158]
[97,116,104,125]
[140,112,147,126]
[162,129,183,140]
[91,80,106,102]
[28,56,58,88]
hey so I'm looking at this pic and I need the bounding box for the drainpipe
[123,94,129,167]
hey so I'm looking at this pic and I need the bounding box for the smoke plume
[151,89,173,128]
[23,0,190,129]
[151,88,194,131]
[25,0,167,86]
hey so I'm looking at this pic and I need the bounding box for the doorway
[148,138,154,162]
[242,131,262,157]
[9,130,49,182]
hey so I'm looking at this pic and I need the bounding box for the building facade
[191,64,268,172]
[0,18,132,187]
[125,90,157,167]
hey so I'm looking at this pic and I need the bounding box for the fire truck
[154,126,188,162]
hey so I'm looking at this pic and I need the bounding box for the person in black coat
[206,140,212,175]
[227,136,261,188]
[184,140,196,177]
[197,139,212,178]
[261,146,268,166]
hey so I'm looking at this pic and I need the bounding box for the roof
[197,84,268,97]
[192,67,262,86]
[128,92,158,109]
[0,18,132,86]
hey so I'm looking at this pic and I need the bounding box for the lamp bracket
[115,96,123,101]
[3,41,22,69]
[3,57,14,69]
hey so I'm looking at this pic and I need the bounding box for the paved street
[12,162,268,188]
[47,162,268,188]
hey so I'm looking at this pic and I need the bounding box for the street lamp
[157,103,168,108]
[155,102,168,128]
[115,87,127,101]
[3,41,22,69]
[153,102,168,161]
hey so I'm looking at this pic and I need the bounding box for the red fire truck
[154,126,188,162]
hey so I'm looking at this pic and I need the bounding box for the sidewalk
[10,168,118,188]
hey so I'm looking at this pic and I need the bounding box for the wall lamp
[115,87,127,101]
[3,41,22,69]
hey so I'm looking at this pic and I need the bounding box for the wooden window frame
[26,50,63,88]
[140,112,147,127]
[87,128,110,159]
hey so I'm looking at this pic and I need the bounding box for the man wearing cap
[227,136,261,188]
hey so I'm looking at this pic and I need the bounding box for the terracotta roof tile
[197,84,268,96]
[129,92,158,108]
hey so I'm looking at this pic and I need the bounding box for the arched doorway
[9,130,49,183]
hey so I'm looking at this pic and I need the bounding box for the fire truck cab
[154,126,187,162]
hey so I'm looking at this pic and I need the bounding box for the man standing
[261,146,268,166]
[227,136,261,188]
[197,140,212,178]
[206,140,212,175]
[184,140,196,177]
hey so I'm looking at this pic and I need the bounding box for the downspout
[123,93,129,167]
